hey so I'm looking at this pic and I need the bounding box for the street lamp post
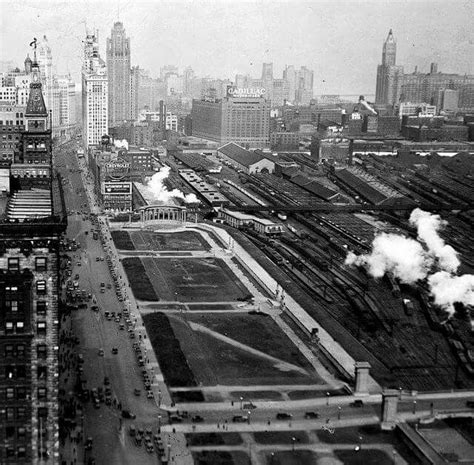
[412,400,417,415]
[337,406,341,420]
[292,436,296,452]
[326,392,330,406]
[240,397,243,410]
[158,414,162,433]
[247,411,251,424]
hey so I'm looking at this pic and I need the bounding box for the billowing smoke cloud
[141,166,200,204]
[409,209,460,273]
[114,139,129,150]
[345,209,473,318]
[345,233,431,284]
[428,272,474,316]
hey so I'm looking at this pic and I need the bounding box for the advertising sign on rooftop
[102,182,132,195]
[227,86,266,98]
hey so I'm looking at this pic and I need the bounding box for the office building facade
[82,32,108,148]
[107,22,131,127]
[191,92,271,148]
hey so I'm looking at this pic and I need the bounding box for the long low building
[218,208,284,235]
[218,142,275,174]
[179,169,230,206]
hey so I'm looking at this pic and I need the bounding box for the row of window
[3,386,47,401]
[2,406,28,421]
[3,446,27,459]
[6,257,47,272]
[4,321,47,334]
[3,343,47,359]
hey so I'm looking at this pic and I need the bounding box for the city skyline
[0,0,473,95]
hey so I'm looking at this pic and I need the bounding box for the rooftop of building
[219,142,265,167]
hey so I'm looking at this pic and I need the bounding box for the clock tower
[13,39,52,189]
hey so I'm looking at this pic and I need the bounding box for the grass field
[130,230,210,251]
[143,312,202,391]
[334,449,394,465]
[111,230,135,250]
[230,391,283,401]
[167,314,319,386]
[253,431,309,445]
[287,387,347,400]
[261,450,317,465]
[121,257,158,301]
[192,451,249,465]
[141,257,249,302]
[185,313,317,372]
[186,433,242,446]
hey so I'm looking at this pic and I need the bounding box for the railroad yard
[162,151,474,393]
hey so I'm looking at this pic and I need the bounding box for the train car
[403,299,414,316]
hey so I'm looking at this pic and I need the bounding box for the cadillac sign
[227,86,266,98]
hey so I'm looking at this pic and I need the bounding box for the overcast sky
[1,0,473,95]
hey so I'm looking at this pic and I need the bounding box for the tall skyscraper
[106,22,131,127]
[36,36,53,115]
[283,65,296,103]
[82,31,108,147]
[375,30,404,106]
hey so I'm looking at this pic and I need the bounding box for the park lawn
[262,450,318,465]
[185,313,317,374]
[334,449,394,465]
[253,431,309,444]
[192,451,249,465]
[111,230,135,250]
[186,433,243,447]
[169,315,317,386]
[130,230,210,251]
[121,257,158,301]
[142,257,249,302]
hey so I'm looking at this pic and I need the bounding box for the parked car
[276,412,292,420]
[122,410,136,419]
[129,424,136,436]
[112,347,118,354]
[191,415,204,423]
[349,400,364,408]
[232,415,248,423]
[304,411,319,419]
[133,388,141,396]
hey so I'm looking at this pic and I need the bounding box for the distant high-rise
[106,22,131,127]
[130,66,140,121]
[82,31,108,147]
[375,30,404,106]
[36,35,53,114]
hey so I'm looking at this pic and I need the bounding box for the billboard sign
[104,159,130,180]
[227,86,266,98]
[102,182,132,195]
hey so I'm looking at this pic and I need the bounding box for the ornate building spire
[26,38,48,118]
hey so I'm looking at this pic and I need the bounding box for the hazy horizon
[1,0,473,95]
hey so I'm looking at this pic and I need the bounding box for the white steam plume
[344,233,432,284]
[142,166,200,204]
[409,208,460,273]
[346,209,474,319]
[428,271,474,316]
